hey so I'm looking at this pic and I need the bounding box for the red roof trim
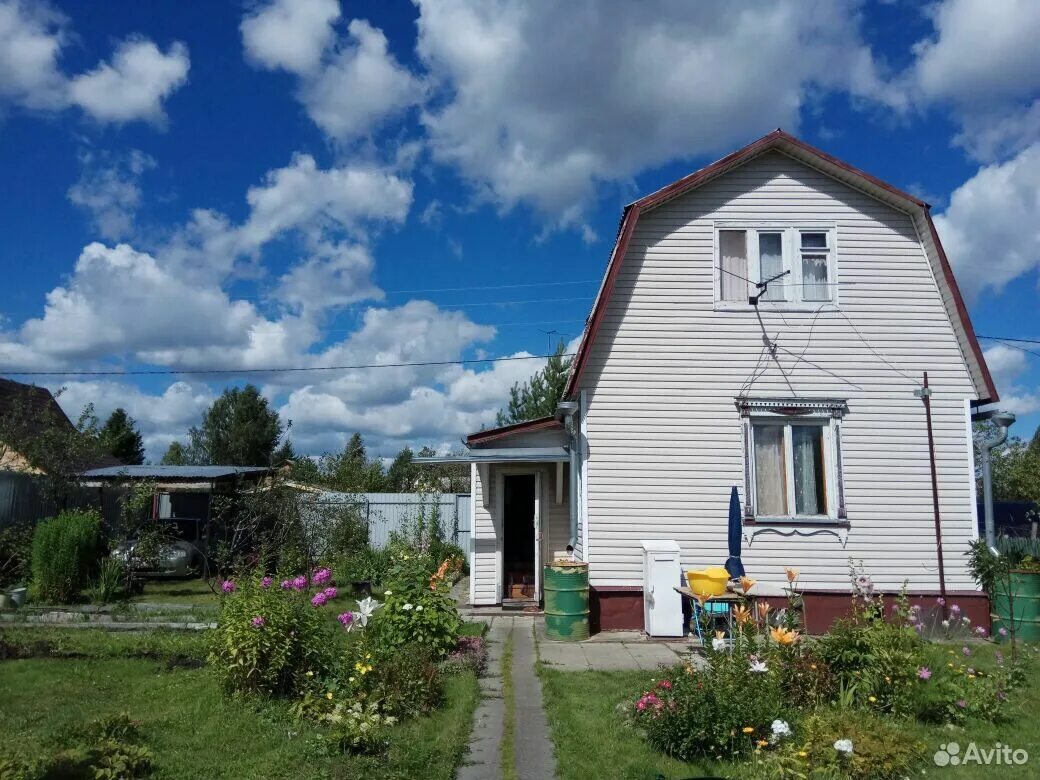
[922,209,998,402]
[466,416,562,446]
[565,129,993,401]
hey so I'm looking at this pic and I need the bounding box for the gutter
[973,408,1016,550]
[556,400,580,547]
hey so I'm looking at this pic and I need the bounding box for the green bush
[209,575,335,696]
[339,547,391,584]
[370,642,443,718]
[90,558,126,604]
[372,569,461,659]
[30,510,102,604]
[0,522,33,589]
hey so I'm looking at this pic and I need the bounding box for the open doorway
[502,474,536,602]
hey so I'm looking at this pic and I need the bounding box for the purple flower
[956,699,967,709]
[312,568,332,586]
[251,615,265,628]
[323,586,338,599]
[338,612,354,627]
[950,603,961,615]
[962,646,971,657]
[998,627,1008,637]
[974,626,987,637]
[936,597,946,607]
[913,623,924,634]
[292,575,307,592]
[311,592,328,607]
[261,576,273,589]
[280,579,291,590]
[917,666,932,680]
[220,580,236,593]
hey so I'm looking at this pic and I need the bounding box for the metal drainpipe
[556,402,580,549]
[981,411,1016,550]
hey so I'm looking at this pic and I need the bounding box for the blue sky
[0,0,1038,459]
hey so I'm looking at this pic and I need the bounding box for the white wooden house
[421,130,996,631]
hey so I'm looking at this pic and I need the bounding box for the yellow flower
[798,751,808,758]
[968,674,976,679]
[810,664,818,670]
[756,601,771,620]
[326,692,333,700]
[733,605,752,625]
[948,662,954,667]
[365,653,371,660]
[770,626,800,645]
[742,727,755,734]
[739,576,756,593]
[714,630,726,641]
[868,696,877,703]
[785,567,799,583]
[757,739,769,747]
[305,671,314,677]
[884,676,891,683]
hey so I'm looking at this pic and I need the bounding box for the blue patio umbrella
[724,485,745,578]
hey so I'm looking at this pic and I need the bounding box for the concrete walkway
[457,616,556,780]
[535,622,703,672]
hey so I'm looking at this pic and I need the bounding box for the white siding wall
[469,462,570,605]
[578,150,980,593]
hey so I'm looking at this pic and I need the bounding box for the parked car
[111,537,207,577]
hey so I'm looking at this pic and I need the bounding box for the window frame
[713,222,839,311]
[737,398,849,526]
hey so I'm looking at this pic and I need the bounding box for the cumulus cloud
[241,0,340,75]
[242,0,420,141]
[0,1,189,124]
[413,0,899,227]
[67,39,189,124]
[933,143,1040,299]
[906,0,1040,161]
[66,149,155,240]
[982,345,1039,417]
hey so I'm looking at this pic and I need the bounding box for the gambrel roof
[564,129,997,403]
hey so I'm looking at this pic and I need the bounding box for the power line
[984,338,1040,361]
[978,335,1040,347]
[2,352,577,378]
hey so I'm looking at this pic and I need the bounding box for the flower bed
[625,563,1029,779]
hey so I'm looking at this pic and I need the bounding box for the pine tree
[272,439,297,467]
[160,441,189,465]
[386,446,416,491]
[190,385,282,465]
[496,340,572,425]
[99,408,145,464]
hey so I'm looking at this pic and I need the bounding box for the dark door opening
[503,474,535,601]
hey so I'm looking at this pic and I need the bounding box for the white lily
[749,659,769,674]
[353,596,381,628]
[711,637,726,651]
[833,739,853,755]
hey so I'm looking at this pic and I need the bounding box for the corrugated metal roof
[80,465,272,479]
[414,446,569,464]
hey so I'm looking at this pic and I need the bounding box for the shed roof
[80,465,272,480]
[466,416,563,446]
[414,447,570,464]
[562,129,997,403]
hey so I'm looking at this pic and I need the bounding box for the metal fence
[300,491,471,551]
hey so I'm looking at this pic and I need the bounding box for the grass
[540,643,1040,780]
[0,629,480,780]
[500,632,518,780]
[129,578,219,606]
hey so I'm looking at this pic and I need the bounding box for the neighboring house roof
[466,416,563,447]
[0,377,122,471]
[562,129,997,403]
[414,446,570,464]
[80,465,272,480]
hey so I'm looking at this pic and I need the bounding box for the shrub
[209,575,335,696]
[0,522,33,589]
[369,642,443,718]
[443,636,488,677]
[911,644,1017,724]
[30,510,102,604]
[322,701,396,754]
[90,558,126,604]
[339,547,391,585]
[372,580,461,659]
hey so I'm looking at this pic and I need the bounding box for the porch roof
[414,446,569,464]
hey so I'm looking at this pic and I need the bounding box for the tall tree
[160,441,190,465]
[386,446,416,492]
[190,385,282,466]
[496,340,572,425]
[99,408,145,464]
[323,432,386,492]
[272,438,297,467]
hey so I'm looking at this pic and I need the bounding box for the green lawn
[0,632,480,780]
[540,643,1040,780]
[129,578,220,606]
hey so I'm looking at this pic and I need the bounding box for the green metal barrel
[543,562,589,641]
[992,571,1040,642]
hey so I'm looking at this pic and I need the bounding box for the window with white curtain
[716,225,836,307]
[751,419,832,519]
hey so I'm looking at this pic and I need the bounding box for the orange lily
[785,567,799,583]
[756,601,771,620]
[733,605,752,625]
[739,576,756,593]
[770,626,800,645]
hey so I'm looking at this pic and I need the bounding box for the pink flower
[917,666,932,680]
[974,626,987,637]
[220,580,236,593]
[656,680,672,690]
[323,587,338,599]
[338,612,354,627]
[636,699,647,712]
[998,627,1008,637]
[956,699,967,708]
[261,576,273,589]
[292,575,307,592]
[311,592,328,607]
[312,568,332,585]
[936,597,946,607]
[950,603,961,615]
[962,646,971,657]
[280,579,291,590]
[251,616,265,628]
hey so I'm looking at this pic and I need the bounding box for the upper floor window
[717,225,837,307]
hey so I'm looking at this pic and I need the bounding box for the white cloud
[67,39,189,124]
[982,345,1040,418]
[275,241,383,314]
[242,1,420,141]
[0,1,189,124]
[67,149,155,240]
[906,0,1040,161]
[300,19,422,141]
[933,143,1040,299]
[241,0,340,75]
[413,0,900,227]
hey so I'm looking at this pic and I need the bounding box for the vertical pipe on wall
[921,372,948,608]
